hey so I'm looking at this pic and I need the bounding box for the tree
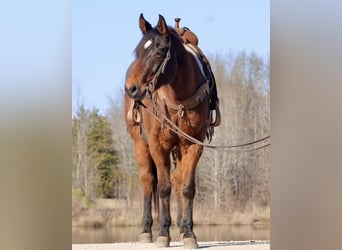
[87,109,119,198]
[196,50,270,211]
[72,106,119,200]
[107,95,140,206]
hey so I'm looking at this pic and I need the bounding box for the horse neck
[159,48,205,102]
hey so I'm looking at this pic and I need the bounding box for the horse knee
[140,173,154,194]
[158,183,171,198]
[140,172,154,184]
[182,183,195,199]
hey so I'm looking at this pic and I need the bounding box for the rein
[139,100,270,152]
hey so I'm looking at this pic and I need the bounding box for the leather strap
[157,80,209,117]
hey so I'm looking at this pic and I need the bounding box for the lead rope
[140,101,270,152]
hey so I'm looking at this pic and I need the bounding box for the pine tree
[86,109,118,198]
[72,106,119,200]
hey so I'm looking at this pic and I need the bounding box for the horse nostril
[126,84,140,99]
[130,85,138,95]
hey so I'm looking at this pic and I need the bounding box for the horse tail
[151,161,159,219]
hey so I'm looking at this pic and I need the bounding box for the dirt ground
[72,241,270,250]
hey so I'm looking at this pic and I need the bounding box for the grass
[193,204,270,227]
[72,197,270,228]
[72,197,142,227]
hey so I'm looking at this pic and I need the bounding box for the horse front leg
[180,143,203,249]
[172,155,183,237]
[134,140,155,243]
[151,148,172,248]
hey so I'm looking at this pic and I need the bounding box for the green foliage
[72,106,119,200]
[72,188,85,198]
[86,109,119,198]
[82,195,95,209]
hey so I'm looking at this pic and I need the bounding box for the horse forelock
[134,26,183,56]
[134,29,158,56]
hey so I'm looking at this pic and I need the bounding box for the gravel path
[72,241,270,250]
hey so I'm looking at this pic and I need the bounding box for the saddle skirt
[181,43,221,128]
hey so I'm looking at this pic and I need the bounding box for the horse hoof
[155,236,171,248]
[183,237,198,249]
[139,232,153,243]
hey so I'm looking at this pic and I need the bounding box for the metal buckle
[177,104,185,117]
[148,82,154,92]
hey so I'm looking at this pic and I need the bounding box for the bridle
[143,34,210,119]
[145,36,172,99]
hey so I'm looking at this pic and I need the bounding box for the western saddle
[174,18,221,127]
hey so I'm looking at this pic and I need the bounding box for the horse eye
[155,51,163,58]
[155,47,167,58]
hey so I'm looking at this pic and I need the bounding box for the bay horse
[125,14,215,248]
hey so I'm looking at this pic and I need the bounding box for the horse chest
[165,114,203,141]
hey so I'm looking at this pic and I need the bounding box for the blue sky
[72,0,269,115]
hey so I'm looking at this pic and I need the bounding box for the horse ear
[157,14,168,35]
[139,13,152,34]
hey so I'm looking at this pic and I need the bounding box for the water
[72,225,270,244]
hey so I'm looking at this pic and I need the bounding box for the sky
[72,0,270,115]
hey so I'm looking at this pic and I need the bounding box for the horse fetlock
[183,230,196,239]
[142,216,153,231]
[160,216,172,229]
[142,198,153,227]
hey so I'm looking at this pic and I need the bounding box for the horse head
[125,14,182,100]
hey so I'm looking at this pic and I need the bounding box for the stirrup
[210,104,221,127]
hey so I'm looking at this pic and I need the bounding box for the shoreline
[72,241,270,250]
[72,198,270,228]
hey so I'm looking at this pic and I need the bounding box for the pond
[72,225,270,244]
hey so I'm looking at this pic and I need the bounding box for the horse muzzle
[125,84,146,100]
